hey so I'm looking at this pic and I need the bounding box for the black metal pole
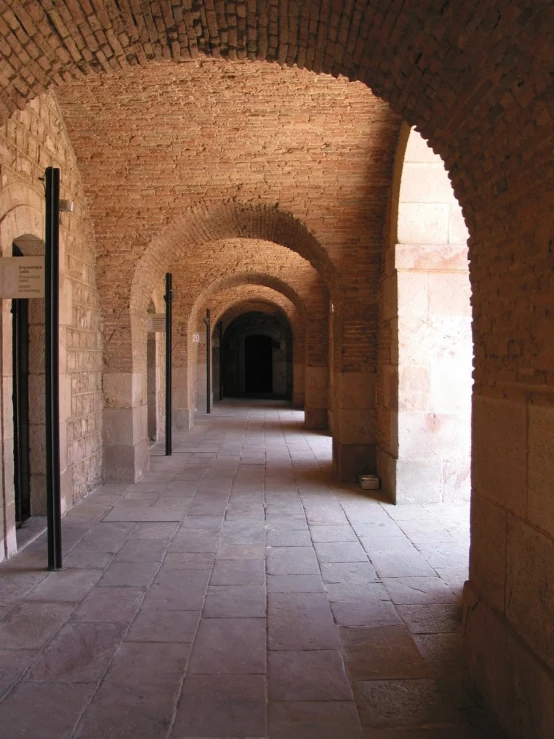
[218,321,223,401]
[164,273,172,455]
[204,309,211,413]
[45,167,62,570]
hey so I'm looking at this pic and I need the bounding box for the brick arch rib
[1,2,551,228]
[131,202,335,313]
[187,271,306,335]
[217,298,295,330]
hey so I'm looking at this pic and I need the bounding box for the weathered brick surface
[52,61,397,378]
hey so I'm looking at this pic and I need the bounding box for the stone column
[332,369,377,482]
[304,313,329,430]
[465,371,554,738]
[103,371,149,482]
[0,301,16,561]
[292,360,304,408]
[195,332,208,412]
[304,365,328,429]
[331,304,377,482]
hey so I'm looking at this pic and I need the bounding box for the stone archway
[188,267,328,432]
[0,6,552,732]
[203,289,304,411]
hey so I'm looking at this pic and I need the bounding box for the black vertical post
[164,273,173,455]
[218,321,223,401]
[45,167,62,570]
[204,309,211,413]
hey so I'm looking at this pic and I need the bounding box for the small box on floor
[358,474,380,490]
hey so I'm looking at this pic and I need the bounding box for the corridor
[0,403,503,738]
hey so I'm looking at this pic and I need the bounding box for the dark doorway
[12,294,31,526]
[245,335,273,394]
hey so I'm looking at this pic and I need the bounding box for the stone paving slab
[268,649,353,701]
[0,682,95,738]
[26,621,126,683]
[0,402,506,739]
[0,648,38,699]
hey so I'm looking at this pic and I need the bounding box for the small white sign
[147,314,166,332]
[192,333,200,343]
[0,257,45,298]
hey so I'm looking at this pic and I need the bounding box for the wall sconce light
[59,200,74,213]
[59,200,74,225]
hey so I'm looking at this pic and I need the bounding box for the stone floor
[0,401,507,738]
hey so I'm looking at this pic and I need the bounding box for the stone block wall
[0,92,102,559]
[378,129,472,504]
[146,292,166,443]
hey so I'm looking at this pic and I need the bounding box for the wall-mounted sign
[0,257,45,298]
[147,313,166,332]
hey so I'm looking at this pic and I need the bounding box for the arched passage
[188,270,327,430]
[206,288,305,409]
[0,6,551,733]
[221,310,293,400]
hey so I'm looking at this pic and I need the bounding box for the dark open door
[245,334,273,394]
[12,294,31,526]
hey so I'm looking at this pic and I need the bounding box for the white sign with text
[0,257,45,298]
[147,314,166,332]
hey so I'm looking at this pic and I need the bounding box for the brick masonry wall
[53,61,399,379]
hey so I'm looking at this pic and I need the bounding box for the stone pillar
[332,369,377,482]
[0,302,16,561]
[465,396,554,738]
[172,306,194,430]
[195,333,208,412]
[304,312,329,429]
[58,260,73,513]
[392,265,471,503]
[331,304,377,482]
[378,129,472,504]
[462,189,554,734]
[291,313,305,408]
[146,333,157,441]
[292,359,304,408]
[103,372,149,482]
[173,366,193,429]
[304,365,328,429]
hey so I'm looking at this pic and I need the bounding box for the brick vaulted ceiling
[55,61,400,284]
[0,0,551,222]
